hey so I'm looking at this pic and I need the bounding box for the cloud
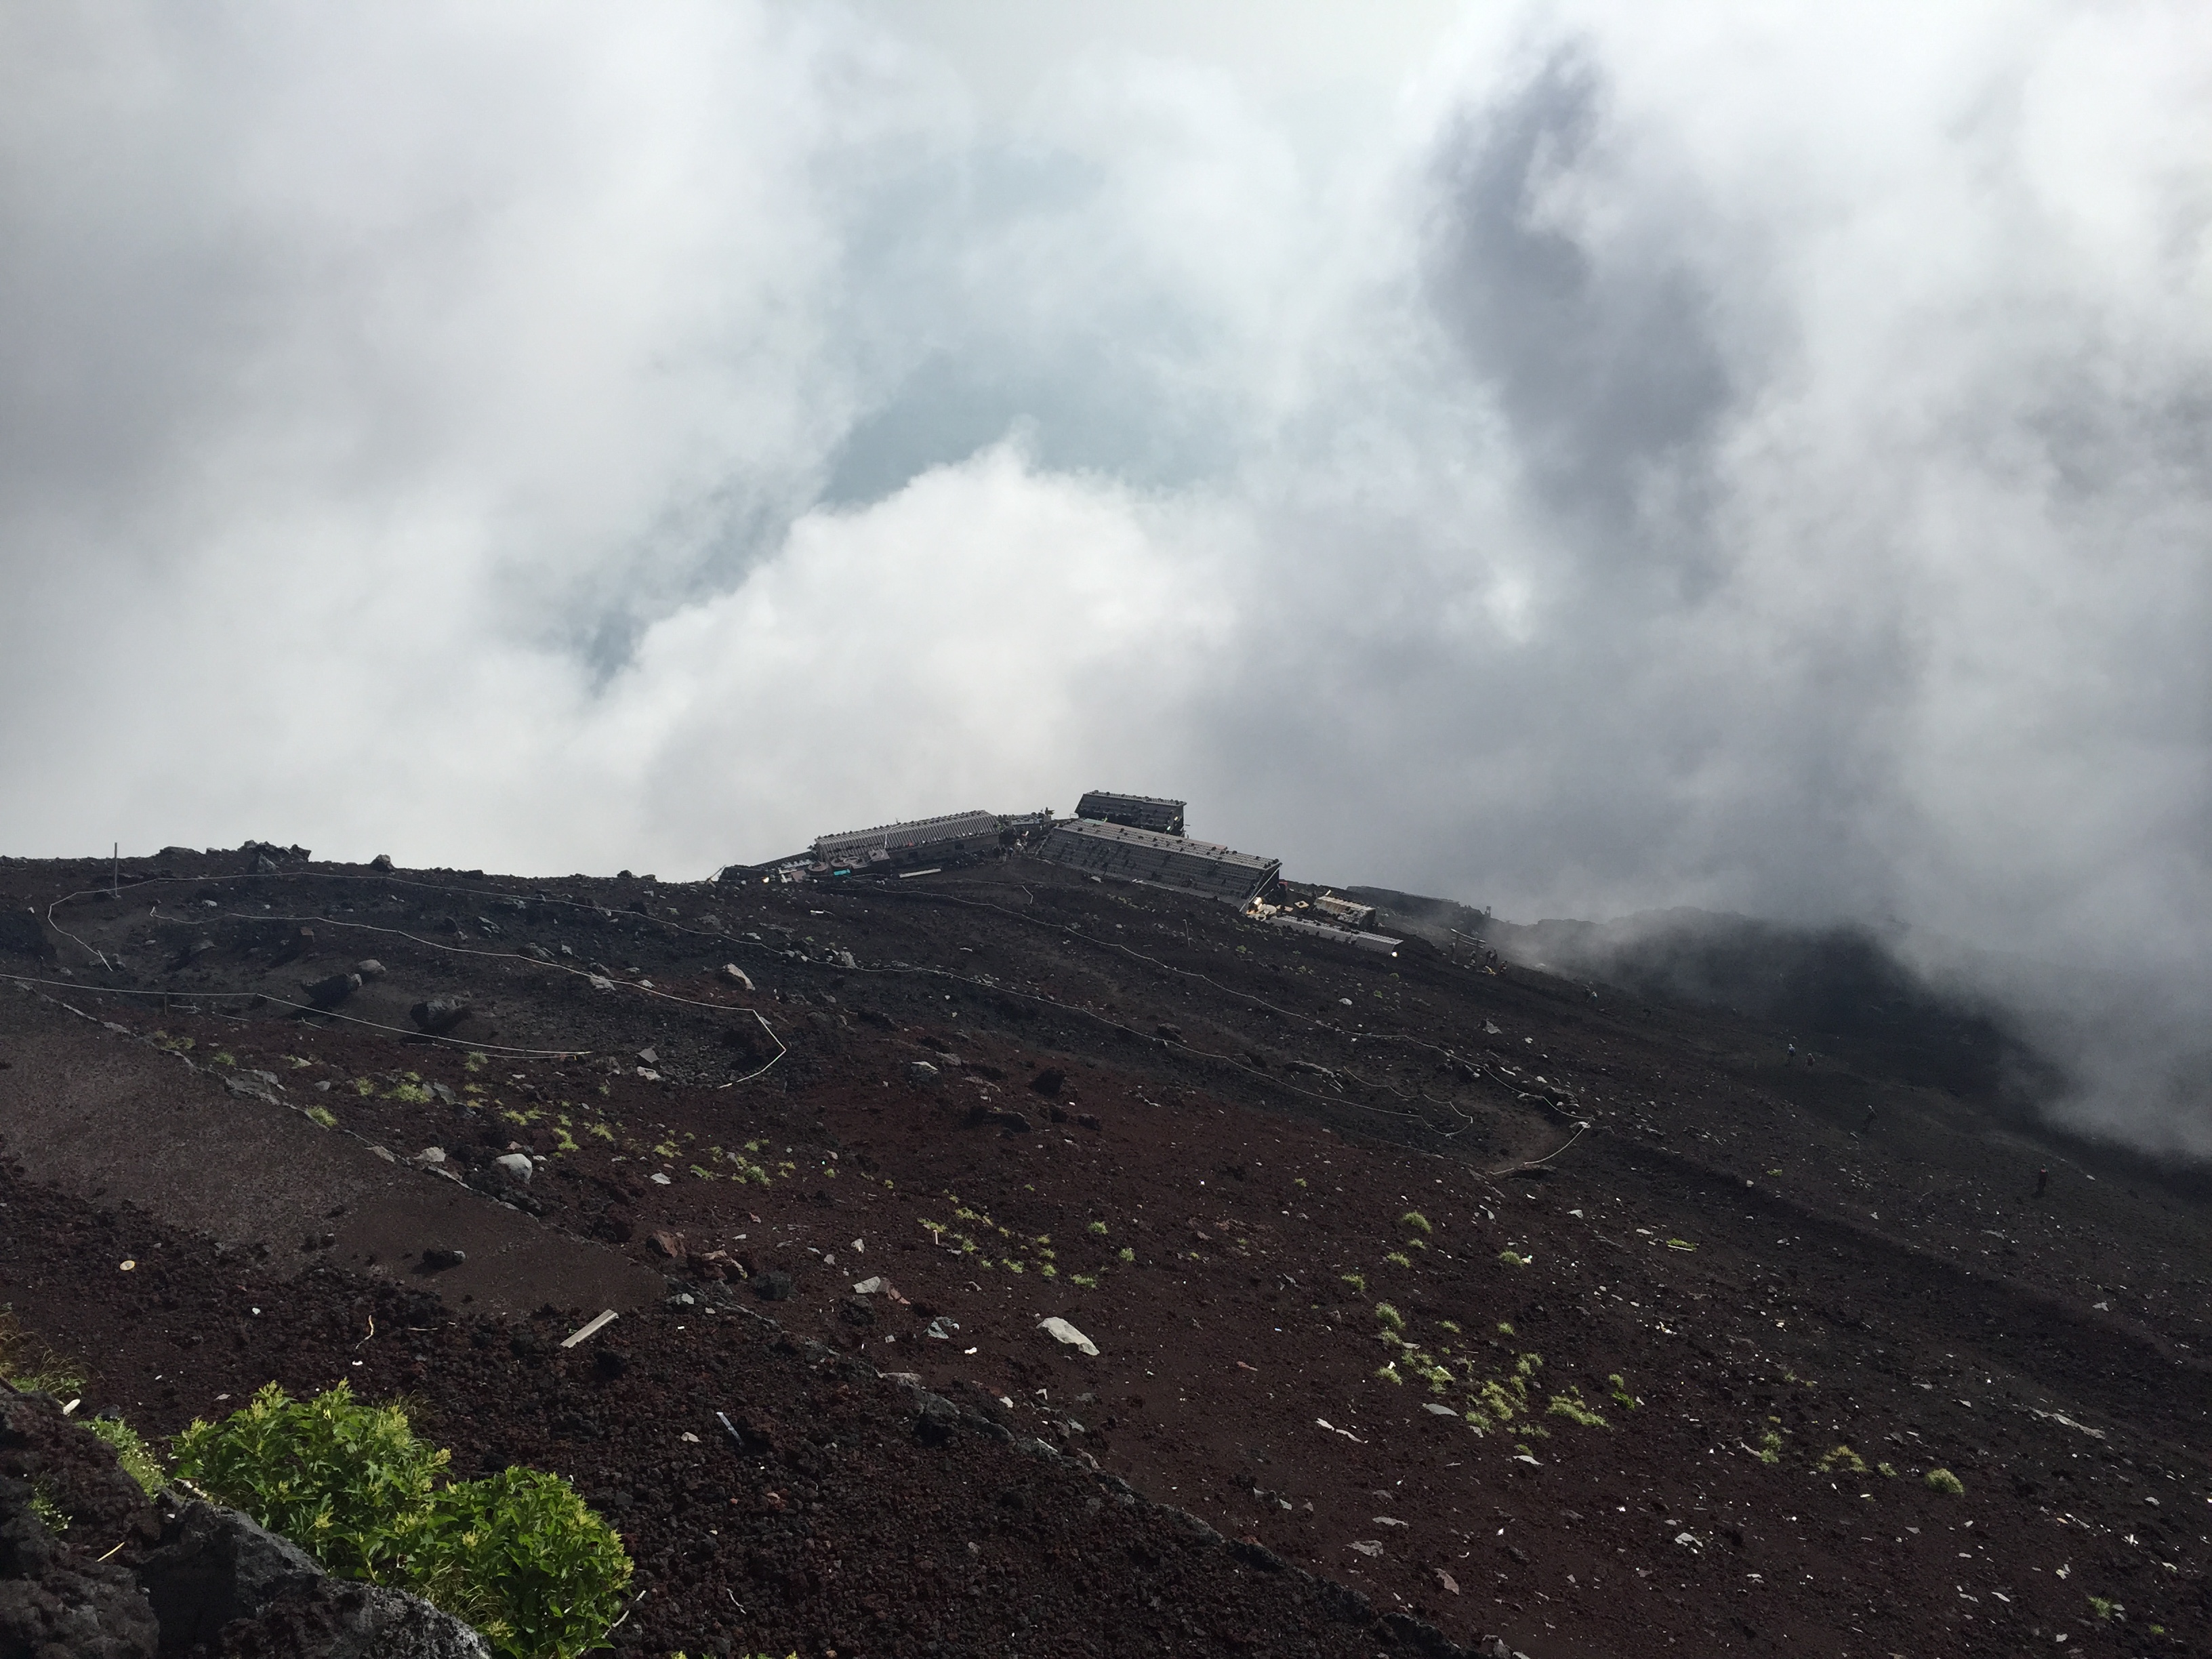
[1,1,2209,1148]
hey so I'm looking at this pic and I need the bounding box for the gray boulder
[409,998,471,1036]
[139,1501,488,1658]
[137,1500,322,1650]
[301,972,361,1010]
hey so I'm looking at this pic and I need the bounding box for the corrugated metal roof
[1037,819,1279,903]
[814,809,1000,859]
[1075,790,1186,835]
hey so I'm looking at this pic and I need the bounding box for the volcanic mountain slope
[2,845,2209,1658]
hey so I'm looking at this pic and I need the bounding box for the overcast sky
[3,3,2207,1145]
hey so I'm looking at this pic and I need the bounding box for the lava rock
[908,1061,940,1086]
[369,854,394,872]
[913,1393,962,1448]
[138,1500,323,1650]
[300,972,361,1010]
[420,1247,466,1271]
[491,1153,533,1185]
[409,998,472,1036]
[1029,1067,1065,1097]
[218,1576,492,1658]
[752,1269,795,1302]
[720,964,754,991]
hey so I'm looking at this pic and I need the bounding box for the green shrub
[171,1383,632,1659]
[1399,1211,1432,1235]
[411,1467,631,1659]
[1338,1272,1366,1292]
[1545,1390,1608,1429]
[1116,1247,1135,1263]
[1924,1467,1965,1496]
[1496,1250,1527,1267]
[1816,1444,1868,1475]
[1384,1251,1414,1269]
[85,1416,165,1496]
[172,1382,447,1582]
[1373,1302,1405,1332]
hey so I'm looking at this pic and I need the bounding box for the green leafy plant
[1755,1429,1784,1467]
[28,1488,68,1532]
[1605,1373,1639,1410]
[409,1466,632,1659]
[1399,1211,1432,1235]
[172,1381,447,1582]
[1374,1362,1404,1385]
[85,1416,165,1496]
[1373,1302,1405,1332]
[1817,1444,1868,1475]
[2086,1595,2118,1620]
[1116,1247,1135,1263]
[1384,1251,1414,1269]
[1876,1460,1898,1478]
[172,1383,630,1659]
[1086,1221,1108,1235]
[1923,1467,1965,1496]
[1496,1250,1528,1267]
[1338,1272,1366,1292]
[304,1105,337,1129]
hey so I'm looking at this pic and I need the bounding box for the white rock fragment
[1038,1316,1098,1357]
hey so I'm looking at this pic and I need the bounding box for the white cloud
[3,1,2209,1144]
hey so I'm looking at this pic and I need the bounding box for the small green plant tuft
[1399,1211,1432,1235]
[1385,1251,1414,1269]
[85,1416,165,1496]
[1116,1247,1135,1263]
[1070,1274,1098,1289]
[1339,1272,1366,1292]
[1375,1362,1404,1385]
[1817,1444,1868,1475]
[1496,1322,1514,1337]
[28,1488,68,1532]
[1545,1390,1608,1429]
[2086,1595,2118,1620]
[1437,1319,1461,1335]
[1605,1373,1639,1410]
[1875,1460,1898,1478]
[1755,1429,1783,1467]
[304,1105,337,1129]
[0,1309,86,1399]
[1923,1467,1965,1496]
[1086,1221,1108,1235]
[1374,1302,1406,1332]
[1496,1250,1528,1267]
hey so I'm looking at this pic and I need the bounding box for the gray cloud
[1,1,2208,1152]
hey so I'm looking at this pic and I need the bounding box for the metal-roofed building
[1037,818,1278,905]
[814,809,1002,871]
[1074,790,1186,837]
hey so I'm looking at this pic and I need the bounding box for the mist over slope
[1355,888,2211,1163]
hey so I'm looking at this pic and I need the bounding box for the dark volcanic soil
[3,846,2209,1658]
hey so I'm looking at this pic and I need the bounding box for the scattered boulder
[1029,1067,1065,1097]
[0,909,57,963]
[966,1105,1031,1134]
[354,959,385,979]
[636,1047,657,1066]
[1037,1317,1099,1357]
[300,972,361,1010]
[218,1575,492,1658]
[408,998,471,1036]
[752,1270,795,1302]
[913,1393,962,1448]
[137,1500,323,1650]
[720,964,754,991]
[419,1247,466,1271]
[491,1153,533,1185]
[369,855,394,872]
[908,1061,940,1086]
